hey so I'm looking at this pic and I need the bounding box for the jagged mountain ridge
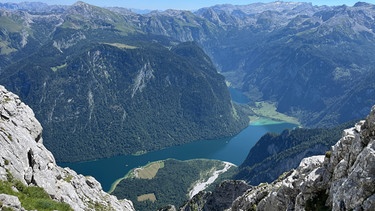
[0,2,248,162]
[1,1,375,156]
[134,1,375,127]
[1,80,374,211]
[1,1,375,128]
[193,2,375,127]
[0,2,68,13]
[0,2,373,209]
[183,105,375,210]
[0,85,135,210]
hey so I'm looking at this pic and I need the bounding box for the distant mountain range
[0,2,248,162]
[1,1,375,162]
[194,1,375,127]
[1,65,374,211]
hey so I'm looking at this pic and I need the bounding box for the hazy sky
[0,0,368,10]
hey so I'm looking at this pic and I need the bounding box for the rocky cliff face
[186,105,375,210]
[0,85,134,210]
[181,180,251,211]
[234,121,356,186]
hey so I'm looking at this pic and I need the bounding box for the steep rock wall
[185,105,375,210]
[0,85,134,211]
[231,105,375,210]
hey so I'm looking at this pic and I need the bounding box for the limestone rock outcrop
[185,105,375,210]
[182,180,251,211]
[230,105,375,210]
[0,85,134,210]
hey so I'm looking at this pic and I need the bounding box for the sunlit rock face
[184,105,375,211]
[237,106,375,210]
[0,85,135,211]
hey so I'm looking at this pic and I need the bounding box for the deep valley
[0,1,375,211]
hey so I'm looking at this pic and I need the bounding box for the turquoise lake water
[229,87,251,104]
[60,88,296,191]
[60,122,296,192]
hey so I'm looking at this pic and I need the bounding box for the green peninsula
[110,159,236,211]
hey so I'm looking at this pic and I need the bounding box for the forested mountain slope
[0,2,247,162]
[1,1,375,162]
[193,2,375,127]
[117,1,375,127]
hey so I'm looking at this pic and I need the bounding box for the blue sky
[0,0,368,10]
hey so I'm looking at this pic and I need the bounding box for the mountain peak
[71,1,100,11]
[354,2,373,7]
[69,1,103,14]
[73,1,89,6]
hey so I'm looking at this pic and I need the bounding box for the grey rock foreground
[230,106,375,211]
[0,85,134,211]
[184,105,375,210]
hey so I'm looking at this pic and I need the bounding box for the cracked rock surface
[229,106,375,211]
[0,85,134,211]
[185,105,375,211]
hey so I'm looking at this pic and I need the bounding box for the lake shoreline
[250,117,297,126]
[109,161,165,193]
[61,121,297,192]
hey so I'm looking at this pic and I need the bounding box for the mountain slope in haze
[0,2,247,162]
[193,2,375,127]
[2,1,375,129]
[1,40,246,162]
[115,1,375,127]
[2,1,375,162]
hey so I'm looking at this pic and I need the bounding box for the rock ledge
[230,105,375,210]
[0,85,134,211]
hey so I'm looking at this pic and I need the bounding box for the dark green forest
[1,37,247,162]
[112,159,236,210]
[1,1,375,163]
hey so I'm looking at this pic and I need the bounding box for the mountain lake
[60,121,296,191]
[60,88,297,191]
